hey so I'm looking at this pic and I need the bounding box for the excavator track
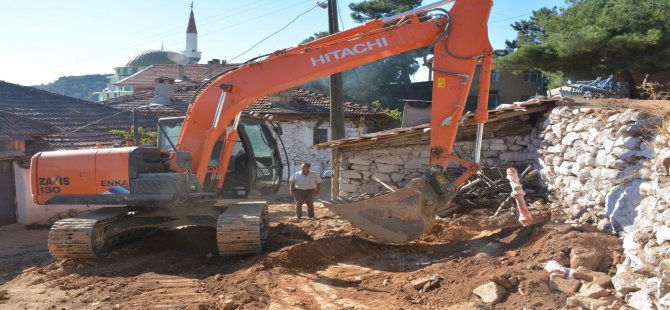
[216,203,269,256]
[48,207,136,259]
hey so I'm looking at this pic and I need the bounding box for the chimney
[270,88,294,106]
[211,58,221,65]
[207,61,212,79]
[177,65,185,81]
[151,77,175,106]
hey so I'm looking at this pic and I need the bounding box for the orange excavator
[31,0,495,259]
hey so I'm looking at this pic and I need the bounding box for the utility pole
[328,0,345,141]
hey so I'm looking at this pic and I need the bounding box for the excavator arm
[179,0,494,242]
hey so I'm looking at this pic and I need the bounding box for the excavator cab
[157,116,283,199]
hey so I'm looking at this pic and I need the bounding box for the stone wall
[278,119,362,180]
[533,105,670,307]
[336,131,535,198]
[532,106,657,234]
[613,131,670,309]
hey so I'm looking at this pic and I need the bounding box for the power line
[227,4,322,62]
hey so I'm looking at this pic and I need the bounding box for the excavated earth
[0,202,622,309]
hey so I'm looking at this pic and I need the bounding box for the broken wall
[336,125,536,198]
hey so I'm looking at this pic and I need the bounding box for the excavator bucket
[321,178,439,243]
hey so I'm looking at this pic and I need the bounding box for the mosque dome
[125,50,189,67]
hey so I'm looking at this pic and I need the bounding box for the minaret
[182,2,202,64]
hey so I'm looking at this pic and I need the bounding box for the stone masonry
[336,134,535,198]
[278,119,361,180]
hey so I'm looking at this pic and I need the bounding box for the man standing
[289,163,322,220]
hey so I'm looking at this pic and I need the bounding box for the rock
[605,179,643,234]
[473,282,505,304]
[339,170,363,179]
[566,296,610,309]
[222,299,237,310]
[375,155,403,165]
[628,290,655,310]
[577,283,609,299]
[549,274,581,293]
[490,274,513,289]
[286,287,296,292]
[518,278,550,295]
[612,271,642,295]
[351,276,362,284]
[411,276,432,290]
[572,266,613,288]
[0,290,8,300]
[570,246,609,272]
[411,274,440,290]
[214,274,223,281]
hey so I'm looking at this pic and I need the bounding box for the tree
[300,1,423,109]
[349,0,422,22]
[496,0,670,98]
[34,74,111,101]
[348,0,422,107]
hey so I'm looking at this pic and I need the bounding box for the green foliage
[496,0,670,93]
[302,31,329,44]
[371,100,402,128]
[110,128,157,146]
[300,0,422,108]
[34,74,111,101]
[349,0,422,23]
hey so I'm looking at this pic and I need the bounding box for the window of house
[490,70,500,83]
[314,128,328,144]
[523,71,542,83]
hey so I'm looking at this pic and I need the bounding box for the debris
[571,266,613,288]
[221,299,236,310]
[612,270,641,294]
[411,274,441,290]
[549,275,581,293]
[505,167,533,226]
[489,274,513,289]
[577,283,609,299]
[565,296,611,309]
[544,260,568,277]
[518,278,550,295]
[570,246,610,271]
[473,282,505,304]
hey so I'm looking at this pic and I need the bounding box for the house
[317,98,557,199]
[399,65,544,127]
[0,80,155,225]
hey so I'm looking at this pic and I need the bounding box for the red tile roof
[100,86,383,117]
[0,111,59,140]
[0,80,156,152]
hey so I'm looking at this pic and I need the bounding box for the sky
[0,0,566,86]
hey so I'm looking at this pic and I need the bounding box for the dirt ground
[0,202,622,310]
